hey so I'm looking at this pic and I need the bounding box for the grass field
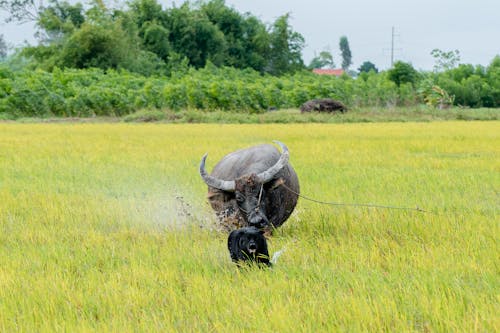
[7,107,500,124]
[0,121,498,331]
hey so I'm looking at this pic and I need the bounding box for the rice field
[0,121,498,332]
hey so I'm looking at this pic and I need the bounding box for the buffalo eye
[235,193,245,203]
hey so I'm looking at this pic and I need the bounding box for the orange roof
[312,68,345,76]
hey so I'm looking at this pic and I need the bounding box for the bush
[1,57,498,118]
[388,61,419,87]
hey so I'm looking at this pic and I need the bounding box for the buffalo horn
[199,153,236,192]
[255,141,289,183]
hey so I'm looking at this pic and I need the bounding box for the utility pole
[383,27,401,68]
[391,26,394,67]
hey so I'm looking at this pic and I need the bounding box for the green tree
[57,21,131,69]
[201,0,269,71]
[308,50,335,69]
[164,3,226,68]
[3,0,309,76]
[0,0,85,43]
[444,63,475,82]
[201,0,243,67]
[129,0,164,28]
[36,1,85,42]
[0,34,7,60]
[0,0,43,23]
[438,61,497,108]
[129,0,168,55]
[339,36,352,71]
[486,55,500,107]
[387,61,419,86]
[141,21,170,61]
[358,61,378,73]
[431,48,461,72]
[238,15,270,72]
[267,13,305,75]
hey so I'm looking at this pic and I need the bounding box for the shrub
[388,61,419,87]
[1,57,498,118]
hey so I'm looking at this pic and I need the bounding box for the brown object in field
[300,98,347,113]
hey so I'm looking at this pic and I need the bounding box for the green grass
[0,122,498,331]
[121,106,500,123]
[5,106,500,124]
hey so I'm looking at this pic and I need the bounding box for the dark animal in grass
[300,98,347,113]
[200,141,299,233]
[228,227,271,266]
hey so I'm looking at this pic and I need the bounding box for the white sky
[1,0,499,70]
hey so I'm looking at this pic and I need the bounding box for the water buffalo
[300,98,347,113]
[199,141,300,232]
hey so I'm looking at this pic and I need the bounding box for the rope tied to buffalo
[281,182,428,213]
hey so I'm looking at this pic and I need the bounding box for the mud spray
[117,182,217,231]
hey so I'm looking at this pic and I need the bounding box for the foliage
[37,0,85,42]
[0,122,498,331]
[117,107,498,124]
[0,0,43,23]
[1,54,499,118]
[339,36,352,71]
[0,34,7,60]
[267,13,305,75]
[308,51,335,69]
[57,21,134,70]
[140,21,170,61]
[358,61,378,73]
[487,56,500,106]
[431,48,460,72]
[2,0,305,75]
[418,79,454,109]
[434,57,500,107]
[387,61,419,87]
[163,2,227,68]
[201,0,269,71]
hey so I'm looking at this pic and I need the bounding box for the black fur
[228,227,271,266]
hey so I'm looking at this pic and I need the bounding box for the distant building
[312,68,345,76]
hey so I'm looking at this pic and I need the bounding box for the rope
[282,183,428,213]
[257,183,264,207]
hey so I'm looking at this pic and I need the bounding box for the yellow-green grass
[0,122,498,332]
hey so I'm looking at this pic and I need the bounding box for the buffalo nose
[249,220,267,228]
[248,211,269,228]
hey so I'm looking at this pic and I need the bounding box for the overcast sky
[1,0,499,71]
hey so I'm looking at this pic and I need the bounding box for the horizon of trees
[1,0,497,77]
[0,0,498,111]
[0,0,306,75]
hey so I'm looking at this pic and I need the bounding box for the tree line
[1,56,498,119]
[1,0,305,75]
[0,0,498,113]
